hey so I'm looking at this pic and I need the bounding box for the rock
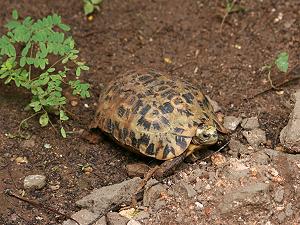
[218,182,270,214]
[223,116,242,131]
[277,211,286,223]
[126,163,150,178]
[225,158,249,179]
[21,138,36,148]
[228,138,249,157]
[24,175,46,190]
[143,179,167,206]
[152,199,167,212]
[127,220,141,225]
[94,216,107,225]
[241,117,260,130]
[194,202,204,210]
[106,212,129,225]
[15,156,28,164]
[274,186,284,203]
[280,90,300,153]
[285,203,293,217]
[176,180,197,198]
[206,96,221,112]
[242,128,266,147]
[251,150,270,165]
[119,208,149,221]
[62,209,99,225]
[210,153,226,166]
[76,177,141,214]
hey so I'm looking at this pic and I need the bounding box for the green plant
[262,51,289,89]
[0,10,90,137]
[83,0,103,15]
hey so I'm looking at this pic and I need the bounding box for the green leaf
[39,112,49,127]
[58,23,70,31]
[47,68,55,72]
[60,127,67,138]
[275,52,289,73]
[21,43,31,57]
[84,2,94,15]
[91,0,102,4]
[12,10,18,20]
[75,67,81,76]
[20,57,26,67]
[59,110,69,121]
[80,65,89,71]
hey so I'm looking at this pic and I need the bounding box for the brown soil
[0,0,299,224]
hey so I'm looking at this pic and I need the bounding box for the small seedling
[262,51,289,89]
[220,0,245,32]
[83,0,103,15]
[0,10,90,137]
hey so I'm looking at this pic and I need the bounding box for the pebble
[62,209,98,225]
[280,89,300,153]
[143,179,167,206]
[223,116,242,131]
[195,202,204,210]
[106,212,129,225]
[285,203,293,217]
[210,153,226,166]
[15,156,28,164]
[126,163,150,178]
[274,186,284,203]
[127,220,141,225]
[177,180,197,198]
[24,175,46,190]
[241,117,260,130]
[242,128,266,147]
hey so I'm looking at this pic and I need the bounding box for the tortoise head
[192,123,218,146]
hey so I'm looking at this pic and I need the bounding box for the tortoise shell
[91,69,225,160]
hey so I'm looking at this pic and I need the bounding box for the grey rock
[106,212,129,225]
[228,138,249,157]
[223,116,242,131]
[94,216,107,225]
[242,128,266,147]
[24,175,46,190]
[62,209,99,225]
[224,158,249,179]
[285,203,293,217]
[206,96,221,112]
[152,199,167,212]
[280,90,300,153]
[143,179,167,207]
[218,182,270,214]
[274,186,284,203]
[177,180,197,198]
[76,177,141,214]
[241,117,260,130]
[277,211,286,223]
[251,150,270,165]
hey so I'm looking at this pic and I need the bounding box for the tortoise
[90,68,228,177]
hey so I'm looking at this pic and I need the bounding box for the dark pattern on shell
[91,69,223,160]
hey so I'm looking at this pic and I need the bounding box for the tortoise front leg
[154,143,200,178]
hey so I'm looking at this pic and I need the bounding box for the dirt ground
[0,0,299,224]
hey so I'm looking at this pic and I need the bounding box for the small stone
[62,209,99,225]
[241,117,260,130]
[24,175,46,190]
[274,186,284,203]
[126,163,150,178]
[15,156,28,164]
[242,128,266,147]
[285,203,293,217]
[223,116,242,131]
[177,180,197,198]
[44,143,52,149]
[50,184,60,191]
[71,100,78,107]
[106,212,129,225]
[210,153,226,166]
[21,138,36,148]
[94,216,107,225]
[143,179,167,206]
[127,220,141,225]
[195,202,204,210]
[119,208,137,219]
[206,96,221,112]
[277,211,286,223]
[228,138,249,157]
[84,103,89,108]
[268,167,279,177]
